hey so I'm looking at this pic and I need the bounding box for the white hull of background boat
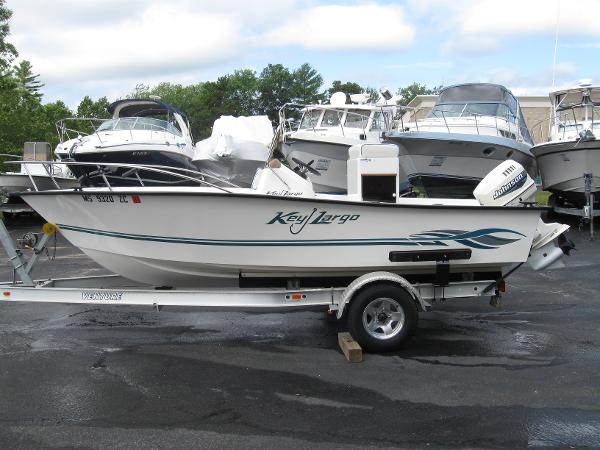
[532,140,600,194]
[388,132,535,198]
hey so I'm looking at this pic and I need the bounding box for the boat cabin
[549,85,600,141]
[297,92,395,139]
[415,83,533,145]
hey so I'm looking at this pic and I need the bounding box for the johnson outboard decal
[493,171,527,200]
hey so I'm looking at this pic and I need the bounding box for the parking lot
[0,215,599,448]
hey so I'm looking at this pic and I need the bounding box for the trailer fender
[336,271,428,319]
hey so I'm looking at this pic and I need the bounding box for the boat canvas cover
[108,99,189,121]
[193,115,274,161]
[211,115,274,146]
[438,84,509,104]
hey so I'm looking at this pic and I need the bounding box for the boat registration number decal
[81,194,139,204]
[268,208,360,235]
[82,291,125,301]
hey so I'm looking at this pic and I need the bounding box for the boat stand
[553,173,600,239]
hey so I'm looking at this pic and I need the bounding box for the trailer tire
[347,283,418,352]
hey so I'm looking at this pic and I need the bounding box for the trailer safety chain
[45,232,57,261]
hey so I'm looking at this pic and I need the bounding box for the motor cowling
[473,160,537,206]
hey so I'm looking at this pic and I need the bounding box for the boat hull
[532,139,600,207]
[21,189,541,287]
[386,132,536,198]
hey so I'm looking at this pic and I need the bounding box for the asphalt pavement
[0,214,599,448]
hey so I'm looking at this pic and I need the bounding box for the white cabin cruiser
[21,145,570,290]
[531,83,600,209]
[386,83,536,198]
[55,99,197,186]
[193,115,274,187]
[279,91,400,193]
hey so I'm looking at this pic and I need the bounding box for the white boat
[20,144,570,289]
[54,98,197,186]
[0,142,78,198]
[193,115,274,187]
[386,83,536,198]
[279,91,400,193]
[531,82,600,208]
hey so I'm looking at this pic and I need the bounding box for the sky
[6,0,600,108]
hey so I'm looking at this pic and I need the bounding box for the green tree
[224,69,259,116]
[327,80,363,99]
[76,96,109,118]
[73,95,109,136]
[396,82,443,106]
[13,60,44,100]
[258,63,323,123]
[325,80,380,103]
[0,0,17,73]
[257,64,295,122]
[291,63,323,105]
[33,100,72,146]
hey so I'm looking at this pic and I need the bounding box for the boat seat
[252,159,315,198]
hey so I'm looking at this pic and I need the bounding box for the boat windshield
[558,123,584,134]
[370,111,391,131]
[299,109,323,129]
[344,109,370,129]
[321,109,343,127]
[427,103,516,121]
[96,117,182,136]
[557,121,600,133]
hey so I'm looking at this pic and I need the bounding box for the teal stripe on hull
[57,224,523,249]
[57,224,416,246]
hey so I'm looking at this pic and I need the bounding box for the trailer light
[2,291,10,297]
[287,293,305,301]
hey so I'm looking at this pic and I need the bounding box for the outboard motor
[474,160,573,270]
[473,160,537,206]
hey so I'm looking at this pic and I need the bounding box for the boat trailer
[550,173,600,239]
[0,218,505,352]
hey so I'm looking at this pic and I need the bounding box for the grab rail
[529,105,600,143]
[4,160,238,193]
[56,117,185,144]
[401,107,525,142]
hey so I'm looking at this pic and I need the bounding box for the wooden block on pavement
[338,332,362,362]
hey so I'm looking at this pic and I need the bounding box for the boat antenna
[551,0,561,88]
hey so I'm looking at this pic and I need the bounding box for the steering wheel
[291,157,321,176]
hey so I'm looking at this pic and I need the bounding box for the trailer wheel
[347,283,418,352]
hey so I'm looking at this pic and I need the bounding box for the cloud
[265,4,415,51]
[441,36,500,56]
[460,0,600,37]
[472,62,580,96]
[10,2,244,83]
[409,0,600,56]
[384,61,451,70]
